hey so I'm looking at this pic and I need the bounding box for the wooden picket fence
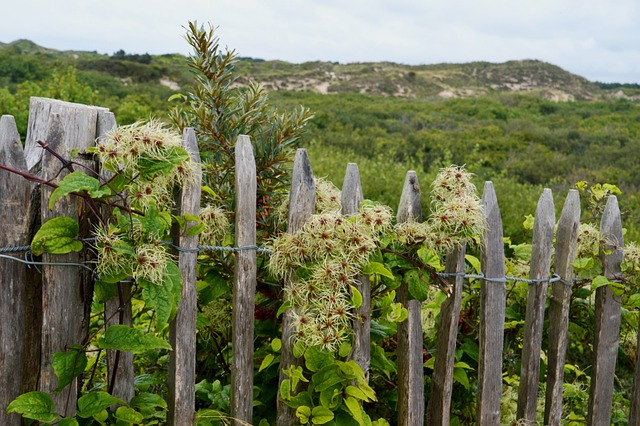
[1,97,640,426]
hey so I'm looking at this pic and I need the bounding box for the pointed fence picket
[1,98,639,426]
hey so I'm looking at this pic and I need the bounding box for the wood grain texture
[516,188,555,422]
[38,114,85,417]
[545,189,580,425]
[278,149,315,426]
[0,115,33,426]
[426,244,466,425]
[24,97,106,173]
[477,182,506,425]
[396,171,424,426]
[587,196,623,426]
[341,164,371,380]
[167,128,201,426]
[230,135,257,425]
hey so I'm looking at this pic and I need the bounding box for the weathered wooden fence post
[167,128,201,426]
[0,115,33,426]
[396,171,424,426]
[38,114,86,416]
[425,244,466,425]
[341,164,371,379]
[545,189,580,425]
[277,149,316,426]
[516,188,555,422]
[477,182,505,425]
[230,135,257,425]
[587,195,623,425]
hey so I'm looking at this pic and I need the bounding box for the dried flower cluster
[576,223,603,258]
[199,205,231,247]
[94,120,198,212]
[92,121,197,285]
[395,166,485,254]
[269,202,392,352]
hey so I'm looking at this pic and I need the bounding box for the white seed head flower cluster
[576,223,603,258]
[269,204,393,352]
[199,205,230,247]
[624,242,640,273]
[94,223,173,286]
[95,120,198,212]
[395,166,485,254]
[92,121,197,285]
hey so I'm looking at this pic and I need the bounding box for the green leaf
[344,396,370,426]
[6,391,59,423]
[98,325,172,353]
[465,255,481,274]
[141,205,172,238]
[305,346,335,372]
[311,406,335,424]
[405,269,429,302]
[280,379,291,401]
[293,339,306,358]
[271,337,282,352]
[350,285,363,309]
[138,147,190,178]
[77,392,124,418]
[49,171,110,210]
[53,346,88,391]
[362,262,394,280]
[319,385,342,410]
[187,223,206,236]
[572,257,594,270]
[370,344,396,378]
[338,341,352,358]
[345,386,370,401]
[31,216,83,256]
[282,365,308,390]
[130,392,168,412]
[198,270,228,304]
[277,301,292,318]
[453,367,471,389]
[259,353,275,372]
[114,406,144,424]
[417,247,442,270]
[58,418,80,426]
[139,276,174,329]
[591,275,610,291]
[296,405,311,424]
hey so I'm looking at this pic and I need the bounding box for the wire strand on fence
[0,241,579,287]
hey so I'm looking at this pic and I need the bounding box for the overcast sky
[1,0,638,83]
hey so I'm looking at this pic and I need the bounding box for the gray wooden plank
[0,115,33,426]
[341,164,371,380]
[167,128,201,426]
[396,171,425,426]
[477,181,506,425]
[587,196,623,425]
[230,135,257,425]
[38,113,85,417]
[426,244,466,425]
[545,189,580,425]
[516,188,555,421]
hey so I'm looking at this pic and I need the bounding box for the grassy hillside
[1,39,640,240]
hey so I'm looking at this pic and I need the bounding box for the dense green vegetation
[1,38,639,240]
[2,35,640,424]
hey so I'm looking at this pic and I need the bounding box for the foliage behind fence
[1,98,640,425]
